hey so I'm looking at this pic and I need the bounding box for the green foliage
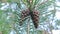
[56,20,60,25]
[0,0,60,34]
[0,10,10,34]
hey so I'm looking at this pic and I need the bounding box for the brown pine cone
[30,10,39,28]
[33,10,39,28]
[19,9,30,26]
[21,9,30,18]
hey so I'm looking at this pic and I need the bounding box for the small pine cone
[33,10,39,28]
[30,10,39,28]
[19,9,30,26]
[21,9,30,18]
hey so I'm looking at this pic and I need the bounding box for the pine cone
[30,10,39,28]
[21,9,30,18]
[19,9,30,26]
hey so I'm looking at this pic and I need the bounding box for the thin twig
[20,16,30,22]
[27,17,30,34]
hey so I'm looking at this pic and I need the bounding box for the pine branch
[35,0,48,8]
